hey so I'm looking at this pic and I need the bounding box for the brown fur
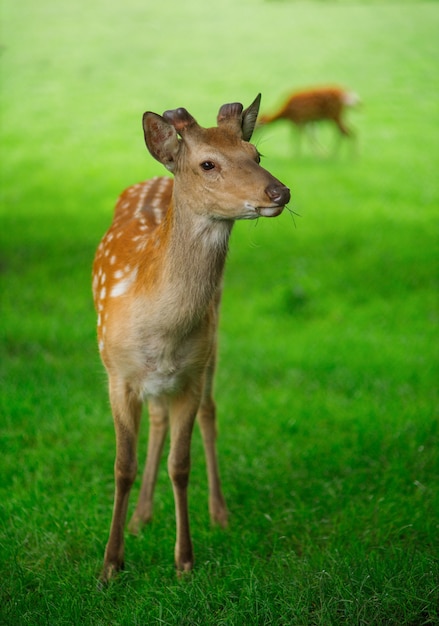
[259,86,360,150]
[92,96,290,582]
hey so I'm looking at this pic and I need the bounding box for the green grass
[1,0,438,624]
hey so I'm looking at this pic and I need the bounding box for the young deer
[92,95,290,582]
[259,86,360,153]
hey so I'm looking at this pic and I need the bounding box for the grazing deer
[259,86,360,154]
[92,94,290,582]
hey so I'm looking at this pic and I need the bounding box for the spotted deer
[259,86,360,153]
[92,95,290,582]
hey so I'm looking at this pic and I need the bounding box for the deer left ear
[143,112,181,172]
[241,94,261,141]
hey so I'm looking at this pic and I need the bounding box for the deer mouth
[256,205,285,218]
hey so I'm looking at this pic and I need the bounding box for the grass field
[1,0,438,624]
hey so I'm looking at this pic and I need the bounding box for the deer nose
[265,183,291,206]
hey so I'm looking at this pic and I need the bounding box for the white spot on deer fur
[114,269,124,279]
[101,273,106,284]
[110,266,138,298]
[97,313,101,327]
[136,241,147,253]
[98,339,104,352]
[134,183,153,215]
[100,286,106,300]
[110,255,116,265]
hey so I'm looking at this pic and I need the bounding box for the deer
[92,94,290,583]
[258,86,360,154]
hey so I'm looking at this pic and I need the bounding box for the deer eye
[200,161,215,171]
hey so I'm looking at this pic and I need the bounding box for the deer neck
[148,196,233,328]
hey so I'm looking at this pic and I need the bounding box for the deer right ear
[241,94,262,142]
[143,112,181,172]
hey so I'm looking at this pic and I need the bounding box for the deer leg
[337,117,357,157]
[293,124,303,156]
[168,389,200,572]
[101,380,142,584]
[332,117,353,153]
[305,122,327,155]
[128,396,169,534]
[335,117,351,138]
[197,354,228,527]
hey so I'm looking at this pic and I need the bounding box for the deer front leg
[197,397,228,528]
[128,396,169,534]
[197,354,228,527]
[168,390,200,572]
[101,380,142,584]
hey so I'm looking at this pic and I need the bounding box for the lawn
[1,0,438,624]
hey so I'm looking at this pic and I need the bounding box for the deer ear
[143,112,181,172]
[241,93,261,141]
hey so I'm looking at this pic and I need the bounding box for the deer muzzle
[258,182,291,217]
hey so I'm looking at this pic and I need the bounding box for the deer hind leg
[101,379,142,583]
[197,353,228,527]
[128,396,169,534]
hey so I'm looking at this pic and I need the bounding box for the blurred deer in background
[259,86,360,155]
[92,94,290,583]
